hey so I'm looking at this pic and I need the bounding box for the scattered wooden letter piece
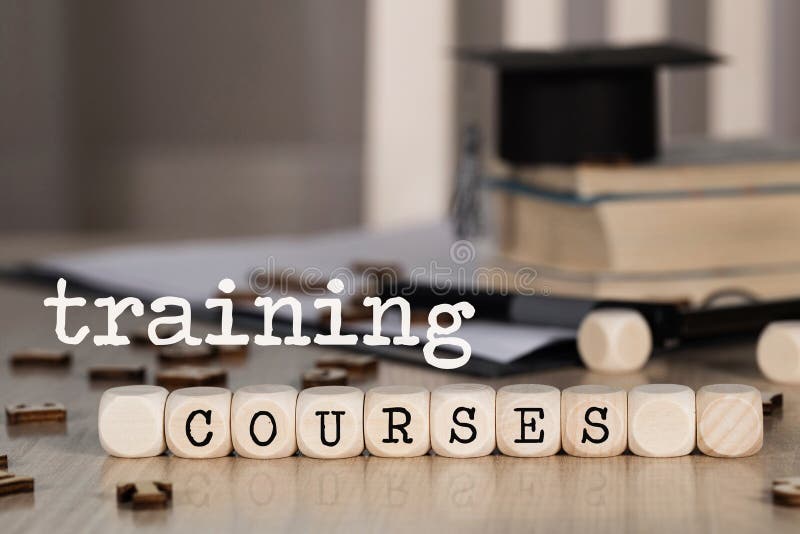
[128,325,181,346]
[117,481,172,509]
[773,477,800,507]
[155,366,227,390]
[0,454,6,470]
[0,475,34,497]
[89,365,146,382]
[761,391,783,415]
[158,345,216,365]
[5,403,66,424]
[215,345,249,359]
[315,355,377,378]
[302,367,348,389]
[0,470,12,480]
[10,349,71,368]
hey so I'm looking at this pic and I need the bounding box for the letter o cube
[296,386,364,459]
[364,385,430,457]
[430,384,496,458]
[165,387,233,458]
[232,385,298,459]
[99,385,169,458]
[561,385,627,457]
[496,384,561,457]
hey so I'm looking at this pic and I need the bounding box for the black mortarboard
[461,43,719,165]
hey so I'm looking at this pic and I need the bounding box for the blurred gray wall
[0,0,365,236]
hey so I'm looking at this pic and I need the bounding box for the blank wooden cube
[98,385,169,458]
[577,309,652,373]
[561,385,627,457]
[496,384,560,457]
[696,384,763,458]
[296,386,364,459]
[756,321,800,384]
[628,384,695,457]
[165,387,233,458]
[430,384,495,458]
[364,385,430,457]
[231,385,298,459]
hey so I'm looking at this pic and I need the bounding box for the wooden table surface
[0,236,798,533]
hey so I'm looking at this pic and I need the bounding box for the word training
[44,278,475,370]
[98,383,764,460]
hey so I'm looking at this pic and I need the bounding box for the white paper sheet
[33,223,575,364]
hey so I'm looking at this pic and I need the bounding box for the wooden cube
[756,321,800,384]
[561,385,627,457]
[577,309,652,373]
[628,384,695,457]
[231,385,298,459]
[364,385,430,457]
[99,385,169,458]
[164,387,233,458]
[430,384,495,458]
[696,384,763,458]
[496,384,561,457]
[296,386,364,459]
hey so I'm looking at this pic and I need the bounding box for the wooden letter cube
[561,385,627,457]
[231,385,298,459]
[430,384,495,458]
[756,321,800,384]
[364,385,430,457]
[577,309,652,373]
[496,384,560,457]
[628,384,695,457]
[165,387,233,458]
[696,384,763,458]
[99,385,169,458]
[296,386,364,459]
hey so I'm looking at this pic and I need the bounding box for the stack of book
[487,141,800,305]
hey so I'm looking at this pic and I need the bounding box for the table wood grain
[0,239,798,533]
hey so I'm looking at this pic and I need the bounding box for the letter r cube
[364,385,430,457]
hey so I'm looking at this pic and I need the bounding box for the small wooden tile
[318,305,373,326]
[89,365,146,382]
[315,355,377,379]
[772,477,800,507]
[302,367,348,389]
[0,454,6,470]
[117,481,172,509]
[157,345,216,365]
[0,475,34,497]
[0,470,12,480]
[215,344,249,358]
[10,349,71,368]
[5,402,66,425]
[155,366,227,390]
[128,325,180,345]
[761,391,783,415]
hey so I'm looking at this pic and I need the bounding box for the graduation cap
[461,43,719,165]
